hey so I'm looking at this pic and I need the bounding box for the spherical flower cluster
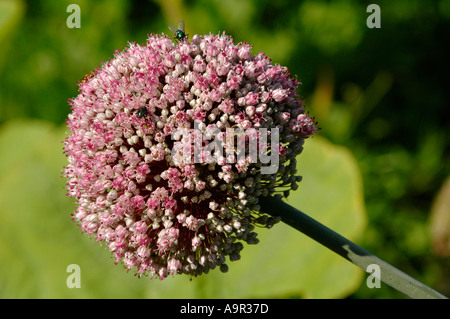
[63,32,316,279]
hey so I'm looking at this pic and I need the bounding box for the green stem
[259,196,448,299]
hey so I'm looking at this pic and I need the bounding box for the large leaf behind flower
[0,120,366,298]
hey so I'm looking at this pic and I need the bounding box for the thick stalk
[259,196,447,299]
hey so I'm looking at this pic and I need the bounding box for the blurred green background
[0,0,449,298]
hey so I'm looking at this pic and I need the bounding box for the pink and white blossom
[63,32,316,279]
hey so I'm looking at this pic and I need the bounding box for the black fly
[137,106,148,118]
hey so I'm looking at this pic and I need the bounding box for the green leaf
[281,136,367,297]
[0,0,24,43]
[0,120,148,298]
[0,121,366,298]
[0,0,24,73]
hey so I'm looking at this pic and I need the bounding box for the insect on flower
[80,71,95,83]
[137,106,148,118]
[168,20,188,43]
